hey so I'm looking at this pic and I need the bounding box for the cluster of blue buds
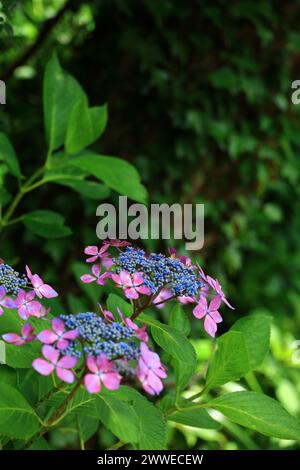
[59,312,140,360]
[114,247,202,297]
[0,263,27,296]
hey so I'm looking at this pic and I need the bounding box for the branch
[2,0,71,82]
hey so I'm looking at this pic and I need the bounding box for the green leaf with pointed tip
[168,404,220,430]
[0,132,22,178]
[65,94,108,154]
[208,391,300,440]
[71,151,148,203]
[96,393,139,443]
[22,210,72,239]
[169,304,191,336]
[206,315,271,390]
[108,387,167,450]
[43,53,83,151]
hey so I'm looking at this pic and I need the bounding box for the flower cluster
[113,247,202,297]
[0,241,233,400]
[0,263,27,296]
[81,242,234,337]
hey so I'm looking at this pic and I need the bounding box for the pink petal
[84,246,99,256]
[204,315,217,337]
[140,342,161,368]
[86,356,98,373]
[2,333,21,344]
[58,356,78,369]
[223,297,235,310]
[133,272,144,285]
[111,273,121,285]
[39,283,58,298]
[32,358,54,376]
[84,373,101,393]
[25,265,33,280]
[18,305,30,320]
[56,367,75,383]
[101,257,114,269]
[209,295,222,311]
[125,287,139,299]
[136,285,151,295]
[193,301,207,319]
[52,318,65,335]
[96,354,112,371]
[28,301,43,317]
[86,255,98,263]
[1,297,16,309]
[101,371,121,390]
[42,345,59,364]
[80,274,96,283]
[96,272,111,285]
[91,264,101,277]
[209,310,223,324]
[63,329,78,340]
[37,330,57,344]
[31,273,43,288]
[56,339,69,350]
[21,323,34,338]
[119,270,132,286]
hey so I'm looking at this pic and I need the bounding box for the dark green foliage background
[1,0,300,450]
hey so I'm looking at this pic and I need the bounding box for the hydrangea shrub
[1,242,300,449]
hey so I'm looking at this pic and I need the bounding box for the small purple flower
[32,345,77,383]
[37,318,78,350]
[15,289,42,320]
[26,265,58,299]
[80,264,112,285]
[84,245,114,268]
[0,285,16,315]
[84,354,121,394]
[137,342,167,395]
[193,295,223,337]
[2,323,35,346]
[112,270,151,300]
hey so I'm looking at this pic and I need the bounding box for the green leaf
[208,391,300,440]
[76,415,99,443]
[22,210,72,239]
[71,151,148,203]
[231,315,271,369]
[168,403,220,430]
[140,313,196,364]
[96,393,139,443]
[108,387,167,450]
[0,132,22,178]
[169,304,191,336]
[56,179,110,200]
[106,293,133,318]
[173,359,195,395]
[43,53,83,152]
[206,315,271,390]
[65,96,107,154]
[0,383,40,439]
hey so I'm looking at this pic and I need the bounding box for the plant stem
[107,440,126,450]
[23,369,86,449]
[244,371,263,393]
